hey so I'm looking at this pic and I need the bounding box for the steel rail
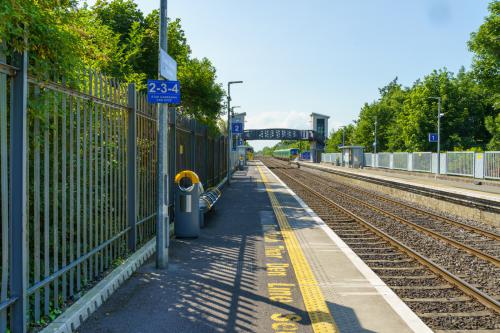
[265,161,500,314]
[295,161,500,213]
[288,169,500,267]
[298,166,500,241]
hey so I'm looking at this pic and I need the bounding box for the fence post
[171,108,176,218]
[10,50,28,333]
[204,127,208,188]
[191,119,196,172]
[216,137,219,183]
[127,83,137,252]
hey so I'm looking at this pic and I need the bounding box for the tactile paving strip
[258,166,339,333]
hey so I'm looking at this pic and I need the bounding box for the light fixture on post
[227,81,243,185]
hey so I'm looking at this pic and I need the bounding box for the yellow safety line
[257,166,339,333]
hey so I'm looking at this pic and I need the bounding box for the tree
[468,1,500,109]
[0,0,83,75]
[326,124,355,152]
[88,4,225,126]
[396,68,493,151]
[92,0,143,43]
[485,113,500,150]
[353,78,407,152]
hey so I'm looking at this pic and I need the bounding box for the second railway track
[260,157,500,331]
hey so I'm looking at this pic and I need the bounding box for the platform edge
[260,162,433,333]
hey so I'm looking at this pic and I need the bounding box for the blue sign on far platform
[428,133,438,142]
[232,122,243,134]
[147,80,180,104]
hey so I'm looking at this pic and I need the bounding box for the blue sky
[86,0,490,150]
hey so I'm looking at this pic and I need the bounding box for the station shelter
[340,145,365,168]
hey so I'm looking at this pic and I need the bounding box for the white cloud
[247,110,311,131]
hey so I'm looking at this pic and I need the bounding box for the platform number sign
[147,80,181,104]
[232,122,243,134]
[428,133,438,143]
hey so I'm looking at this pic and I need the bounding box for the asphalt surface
[78,167,312,333]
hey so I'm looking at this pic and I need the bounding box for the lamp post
[373,116,378,154]
[339,126,346,166]
[339,126,346,147]
[429,96,443,174]
[227,81,243,185]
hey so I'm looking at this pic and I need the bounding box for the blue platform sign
[237,138,243,146]
[428,133,439,142]
[147,80,180,104]
[232,122,243,134]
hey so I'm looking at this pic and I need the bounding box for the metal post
[156,0,169,269]
[226,81,243,184]
[169,107,176,222]
[437,98,441,175]
[204,127,208,188]
[10,50,28,333]
[226,84,231,185]
[127,83,137,252]
[191,119,196,173]
[374,116,378,154]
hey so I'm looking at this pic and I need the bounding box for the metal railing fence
[446,151,474,177]
[0,52,12,333]
[364,153,373,167]
[485,152,500,179]
[321,153,341,164]
[377,152,391,169]
[321,150,500,180]
[0,50,228,332]
[393,152,408,170]
[412,152,432,173]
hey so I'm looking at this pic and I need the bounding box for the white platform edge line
[260,162,433,333]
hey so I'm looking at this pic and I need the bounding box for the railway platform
[78,161,430,333]
[303,162,500,202]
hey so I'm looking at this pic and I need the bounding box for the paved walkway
[79,166,312,333]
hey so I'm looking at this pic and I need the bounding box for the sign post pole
[226,81,243,185]
[156,0,169,269]
[227,83,232,185]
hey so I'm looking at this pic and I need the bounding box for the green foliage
[468,1,500,108]
[485,113,500,150]
[326,124,355,152]
[0,1,226,128]
[92,0,144,42]
[327,68,495,153]
[98,7,225,124]
[0,0,81,74]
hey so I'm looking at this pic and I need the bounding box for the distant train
[272,148,300,161]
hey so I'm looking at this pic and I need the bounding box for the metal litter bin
[238,155,244,170]
[174,170,202,238]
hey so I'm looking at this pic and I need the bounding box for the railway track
[260,157,500,331]
[290,166,500,264]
